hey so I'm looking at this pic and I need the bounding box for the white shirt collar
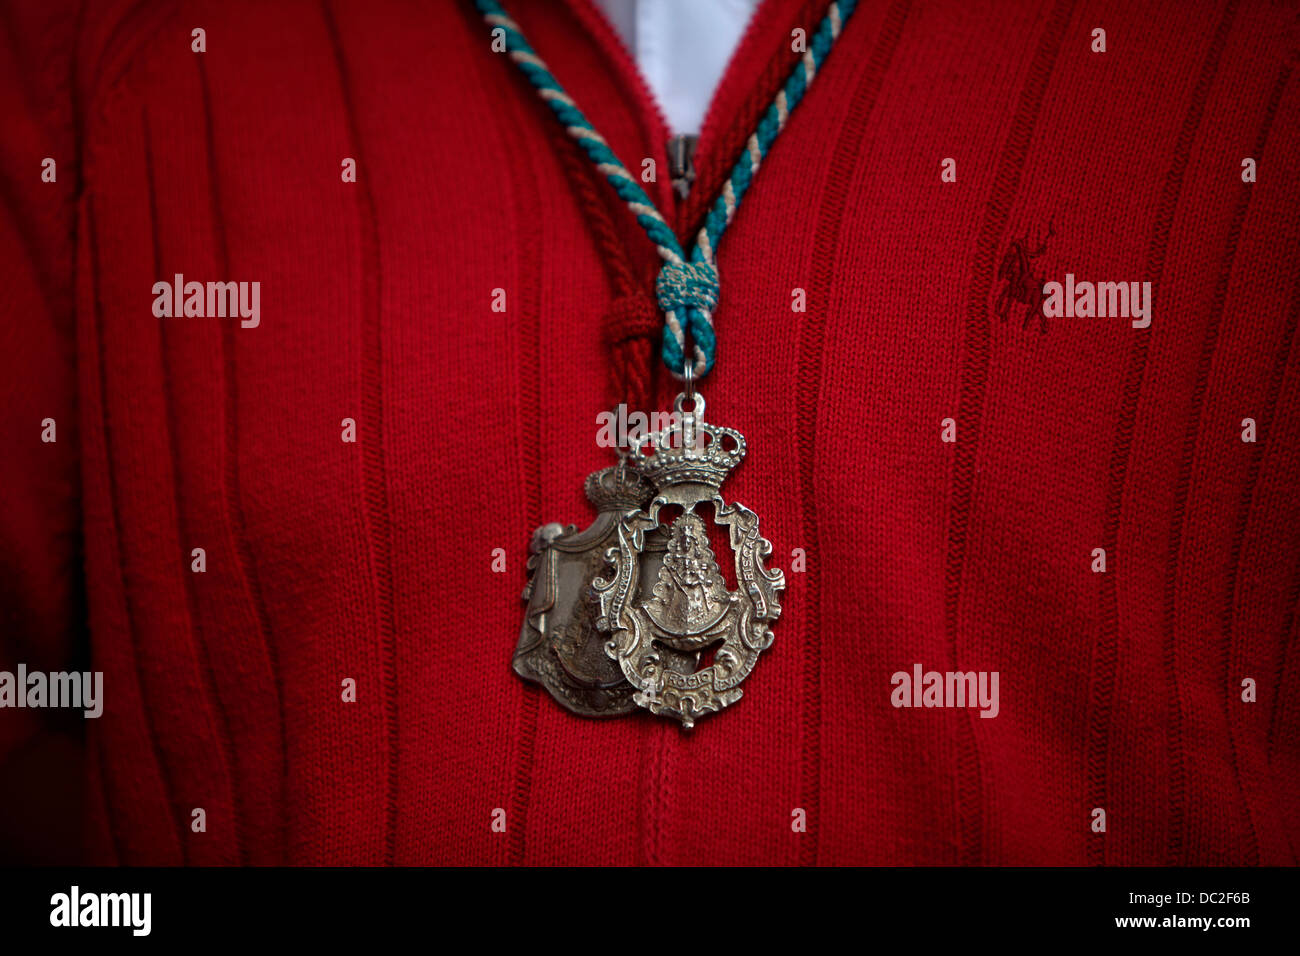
[593,0,760,135]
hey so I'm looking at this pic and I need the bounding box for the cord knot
[655,260,719,315]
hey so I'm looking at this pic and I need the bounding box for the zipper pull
[667,134,699,200]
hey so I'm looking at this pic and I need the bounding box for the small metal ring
[682,358,695,405]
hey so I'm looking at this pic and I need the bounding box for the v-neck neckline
[557,0,819,245]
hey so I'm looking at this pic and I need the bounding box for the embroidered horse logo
[994,221,1054,334]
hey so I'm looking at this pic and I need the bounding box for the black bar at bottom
[0,865,1292,942]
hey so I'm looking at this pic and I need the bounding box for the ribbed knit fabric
[1,0,1298,865]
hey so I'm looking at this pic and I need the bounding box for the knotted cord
[475,0,858,378]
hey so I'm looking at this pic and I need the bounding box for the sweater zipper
[667,133,699,200]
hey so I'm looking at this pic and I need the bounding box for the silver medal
[595,390,785,727]
[514,465,701,716]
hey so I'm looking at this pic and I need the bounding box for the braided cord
[474,0,857,378]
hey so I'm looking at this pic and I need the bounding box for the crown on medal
[628,412,746,489]
[585,464,655,511]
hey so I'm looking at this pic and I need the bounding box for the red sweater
[2,0,1298,865]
